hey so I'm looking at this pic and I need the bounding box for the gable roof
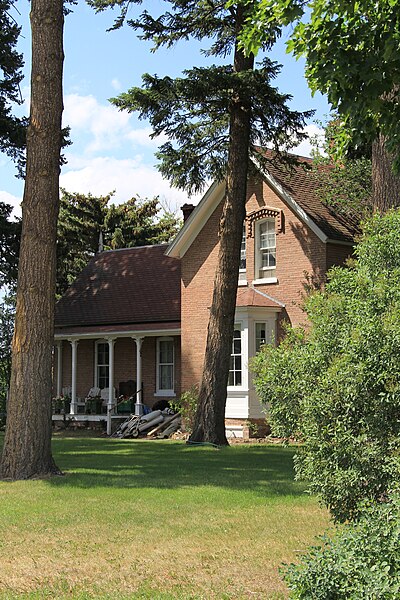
[167,153,357,258]
[55,244,181,332]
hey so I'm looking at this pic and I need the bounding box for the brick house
[54,155,356,436]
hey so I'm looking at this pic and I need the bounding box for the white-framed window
[95,340,109,389]
[156,337,174,394]
[228,326,242,387]
[239,224,247,282]
[256,218,276,280]
[255,321,275,353]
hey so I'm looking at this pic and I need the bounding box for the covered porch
[53,244,182,434]
[54,323,181,434]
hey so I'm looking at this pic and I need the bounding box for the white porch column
[107,338,116,436]
[69,339,78,415]
[134,336,144,415]
[56,341,62,397]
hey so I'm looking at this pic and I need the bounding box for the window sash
[257,219,276,279]
[96,342,109,389]
[228,327,242,387]
[157,339,174,392]
[255,321,275,353]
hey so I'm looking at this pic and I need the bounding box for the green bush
[171,387,198,433]
[252,210,400,522]
[284,492,400,599]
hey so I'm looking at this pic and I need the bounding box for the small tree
[252,210,400,522]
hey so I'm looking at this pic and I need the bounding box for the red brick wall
[180,175,329,391]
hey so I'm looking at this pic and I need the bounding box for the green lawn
[0,435,329,599]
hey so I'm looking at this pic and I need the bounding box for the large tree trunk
[372,134,400,212]
[0,0,64,479]
[189,8,254,445]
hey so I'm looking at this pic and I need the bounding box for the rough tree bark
[372,134,400,212]
[0,0,64,479]
[189,7,254,446]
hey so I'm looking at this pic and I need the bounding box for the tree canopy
[239,0,400,168]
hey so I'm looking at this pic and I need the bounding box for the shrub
[284,492,400,599]
[171,387,198,433]
[252,210,400,522]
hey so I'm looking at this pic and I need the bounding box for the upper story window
[95,341,109,389]
[228,326,242,387]
[156,337,175,395]
[239,224,246,282]
[256,219,276,280]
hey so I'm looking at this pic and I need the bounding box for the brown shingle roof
[257,151,358,243]
[55,244,181,329]
[236,287,284,309]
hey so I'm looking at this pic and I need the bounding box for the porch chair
[84,387,101,414]
[100,387,117,414]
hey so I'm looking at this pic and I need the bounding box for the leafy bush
[252,210,400,522]
[171,387,198,433]
[284,492,400,599]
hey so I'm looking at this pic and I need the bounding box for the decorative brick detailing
[247,207,283,236]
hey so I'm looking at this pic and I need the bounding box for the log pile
[111,409,181,439]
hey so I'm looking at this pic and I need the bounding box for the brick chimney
[181,203,195,223]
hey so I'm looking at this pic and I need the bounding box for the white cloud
[111,78,122,91]
[0,191,22,219]
[63,93,165,155]
[126,127,168,148]
[60,155,198,213]
[293,124,326,157]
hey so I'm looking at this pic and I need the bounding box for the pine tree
[90,0,312,444]
[0,0,26,164]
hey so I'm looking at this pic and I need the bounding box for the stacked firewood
[111,409,181,439]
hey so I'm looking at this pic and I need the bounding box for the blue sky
[0,0,330,219]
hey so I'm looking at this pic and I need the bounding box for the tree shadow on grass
[48,437,306,498]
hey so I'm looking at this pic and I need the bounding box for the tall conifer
[90,0,313,443]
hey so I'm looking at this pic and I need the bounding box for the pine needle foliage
[0,0,26,164]
[89,0,313,193]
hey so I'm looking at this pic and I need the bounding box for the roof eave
[166,180,225,258]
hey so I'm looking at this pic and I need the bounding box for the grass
[0,435,329,599]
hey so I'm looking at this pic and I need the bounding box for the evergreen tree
[56,190,180,296]
[0,0,26,165]
[0,202,20,289]
[89,0,312,444]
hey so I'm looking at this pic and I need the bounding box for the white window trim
[252,277,278,285]
[238,223,247,283]
[227,322,248,392]
[255,218,276,283]
[155,336,175,397]
[94,339,109,390]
